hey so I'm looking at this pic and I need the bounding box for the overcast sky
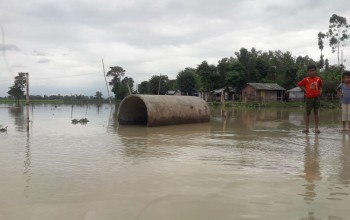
[1,0,350,97]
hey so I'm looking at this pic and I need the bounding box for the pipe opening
[118,96,148,125]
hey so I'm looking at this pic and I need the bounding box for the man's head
[342,70,350,78]
[342,70,350,82]
[307,64,317,77]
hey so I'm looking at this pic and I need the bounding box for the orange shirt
[297,76,323,98]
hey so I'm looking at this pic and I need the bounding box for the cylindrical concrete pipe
[117,95,210,127]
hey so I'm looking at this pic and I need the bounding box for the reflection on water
[339,134,350,185]
[24,126,32,197]
[0,104,349,220]
[300,135,321,202]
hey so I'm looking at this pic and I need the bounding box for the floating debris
[71,119,79,124]
[0,125,8,133]
[79,118,89,123]
[71,118,89,125]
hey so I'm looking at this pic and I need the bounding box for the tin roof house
[287,87,304,102]
[241,83,286,102]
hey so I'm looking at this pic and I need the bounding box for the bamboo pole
[25,72,29,105]
[102,58,112,105]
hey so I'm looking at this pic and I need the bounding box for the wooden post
[102,58,112,105]
[25,72,29,105]
[158,74,161,95]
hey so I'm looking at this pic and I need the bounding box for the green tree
[276,51,298,89]
[8,72,27,104]
[235,48,259,82]
[167,79,178,91]
[196,61,220,92]
[94,91,103,99]
[319,65,342,97]
[317,32,326,69]
[138,81,149,94]
[113,77,134,100]
[224,62,247,92]
[326,14,350,65]
[217,57,235,87]
[148,75,169,95]
[176,67,198,95]
[106,66,133,100]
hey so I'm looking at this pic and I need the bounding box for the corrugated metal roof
[213,87,235,94]
[247,83,285,90]
[287,87,303,92]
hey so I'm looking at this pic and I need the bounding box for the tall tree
[326,14,350,65]
[106,66,130,100]
[8,72,27,104]
[235,48,259,82]
[196,61,220,92]
[224,62,247,92]
[148,75,169,95]
[94,91,103,99]
[138,81,149,94]
[217,57,235,87]
[317,32,326,69]
[167,79,178,91]
[176,67,198,95]
[113,77,134,99]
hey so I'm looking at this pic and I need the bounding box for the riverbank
[0,98,111,105]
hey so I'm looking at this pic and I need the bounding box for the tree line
[107,14,349,100]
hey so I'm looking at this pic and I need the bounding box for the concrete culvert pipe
[117,95,210,127]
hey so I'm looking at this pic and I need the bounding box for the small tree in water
[8,72,27,105]
[106,66,134,100]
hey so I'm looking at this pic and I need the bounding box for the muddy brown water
[0,103,349,220]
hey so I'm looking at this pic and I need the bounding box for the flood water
[0,103,350,220]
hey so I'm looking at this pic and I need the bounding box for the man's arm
[297,78,306,92]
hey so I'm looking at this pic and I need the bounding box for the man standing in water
[297,64,323,133]
[336,71,350,131]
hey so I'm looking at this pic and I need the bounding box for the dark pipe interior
[118,96,148,125]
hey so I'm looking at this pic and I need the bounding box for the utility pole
[158,74,161,95]
[126,78,131,95]
[25,72,29,105]
[25,72,30,131]
[102,58,112,105]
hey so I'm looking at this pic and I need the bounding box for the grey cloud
[0,44,20,52]
[33,51,49,56]
[11,64,26,68]
[37,58,51,63]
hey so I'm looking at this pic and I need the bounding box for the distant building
[287,87,304,102]
[166,90,182,96]
[212,87,236,102]
[242,83,285,102]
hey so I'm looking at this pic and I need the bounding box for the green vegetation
[103,47,345,101]
[7,72,27,104]
[325,14,350,65]
[0,98,110,105]
[0,98,64,104]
